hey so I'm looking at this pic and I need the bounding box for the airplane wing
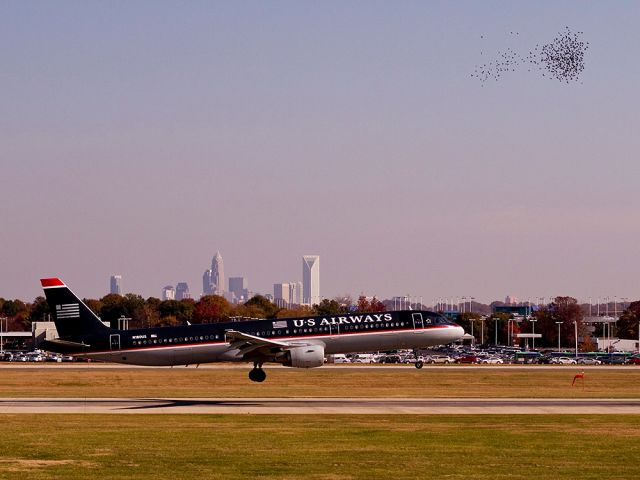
[224,329,309,358]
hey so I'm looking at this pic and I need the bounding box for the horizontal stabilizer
[39,339,90,353]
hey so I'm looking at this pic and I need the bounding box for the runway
[2,397,640,414]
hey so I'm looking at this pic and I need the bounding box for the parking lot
[329,345,640,366]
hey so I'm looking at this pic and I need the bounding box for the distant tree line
[0,293,386,331]
[2,293,639,349]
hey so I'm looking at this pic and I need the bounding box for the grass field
[2,366,640,398]
[1,415,640,480]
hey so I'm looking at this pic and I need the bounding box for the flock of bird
[472,27,589,84]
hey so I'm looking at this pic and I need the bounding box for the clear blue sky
[1,1,639,303]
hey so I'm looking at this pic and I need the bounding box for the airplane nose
[452,325,465,341]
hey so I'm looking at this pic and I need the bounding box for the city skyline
[2,3,639,303]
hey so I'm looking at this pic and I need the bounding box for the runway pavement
[2,397,640,414]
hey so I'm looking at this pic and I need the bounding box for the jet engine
[284,345,325,368]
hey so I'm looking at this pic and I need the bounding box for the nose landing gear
[248,362,266,382]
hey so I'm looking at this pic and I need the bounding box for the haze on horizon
[1,1,639,304]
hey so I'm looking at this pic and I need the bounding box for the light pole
[531,319,537,350]
[574,320,578,357]
[0,317,7,356]
[556,321,562,352]
[480,318,485,345]
[494,317,499,345]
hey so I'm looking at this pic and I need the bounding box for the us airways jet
[40,278,464,382]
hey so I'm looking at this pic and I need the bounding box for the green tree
[533,296,584,349]
[617,301,640,339]
[28,296,50,323]
[486,313,511,345]
[456,312,482,342]
[314,299,343,316]
[159,300,181,319]
[244,295,279,319]
[2,299,27,318]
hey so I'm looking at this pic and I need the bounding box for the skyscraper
[110,275,122,295]
[288,282,300,306]
[229,277,248,303]
[302,255,320,305]
[273,283,290,307]
[211,251,225,295]
[175,282,190,301]
[202,269,214,296]
[162,285,175,301]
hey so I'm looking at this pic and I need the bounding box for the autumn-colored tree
[355,296,386,313]
[276,306,315,318]
[142,298,161,328]
[84,299,103,318]
[193,295,231,323]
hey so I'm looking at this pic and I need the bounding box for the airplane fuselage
[62,311,463,366]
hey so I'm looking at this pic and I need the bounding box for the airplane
[39,278,465,382]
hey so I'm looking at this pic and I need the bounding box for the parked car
[331,354,350,364]
[25,352,44,362]
[550,357,577,365]
[351,354,376,363]
[577,357,601,365]
[455,355,478,364]
[600,356,627,365]
[1,352,14,362]
[627,356,640,365]
[479,356,504,365]
[378,354,402,364]
[11,353,29,362]
[425,355,454,364]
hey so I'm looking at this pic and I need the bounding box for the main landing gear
[249,362,267,382]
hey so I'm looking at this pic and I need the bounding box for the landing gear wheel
[248,364,267,383]
[415,360,424,369]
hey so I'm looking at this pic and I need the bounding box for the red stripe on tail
[40,278,65,287]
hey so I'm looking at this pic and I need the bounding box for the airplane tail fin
[40,278,112,339]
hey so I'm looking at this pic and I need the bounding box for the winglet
[41,278,65,288]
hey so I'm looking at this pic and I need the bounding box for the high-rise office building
[162,285,175,301]
[288,282,299,306]
[229,277,248,303]
[211,251,225,295]
[273,283,290,307]
[302,255,320,305]
[110,275,122,295]
[202,269,214,296]
[175,282,191,301]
